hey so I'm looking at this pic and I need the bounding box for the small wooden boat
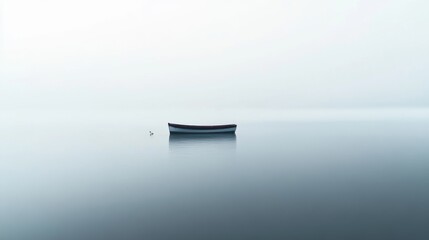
[168,123,237,134]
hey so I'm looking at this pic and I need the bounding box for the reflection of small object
[149,131,154,136]
[168,123,237,134]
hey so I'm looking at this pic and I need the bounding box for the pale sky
[1,0,428,110]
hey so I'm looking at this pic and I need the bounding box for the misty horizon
[1,0,429,110]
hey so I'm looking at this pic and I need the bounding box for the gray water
[1,117,429,240]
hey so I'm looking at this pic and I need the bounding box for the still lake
[1,112,429,240]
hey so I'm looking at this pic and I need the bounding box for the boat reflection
[169,133,236,157]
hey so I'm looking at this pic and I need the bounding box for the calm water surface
[1,119,429,240]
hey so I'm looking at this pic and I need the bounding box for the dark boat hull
[168,123,237,134]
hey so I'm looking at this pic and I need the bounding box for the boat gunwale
[168,123,237,130]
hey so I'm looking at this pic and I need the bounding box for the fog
[2,3,429,239]
[1,0,429,111]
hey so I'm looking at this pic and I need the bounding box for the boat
[168,123,237,134]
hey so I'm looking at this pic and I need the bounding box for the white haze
[1,0,429,111]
